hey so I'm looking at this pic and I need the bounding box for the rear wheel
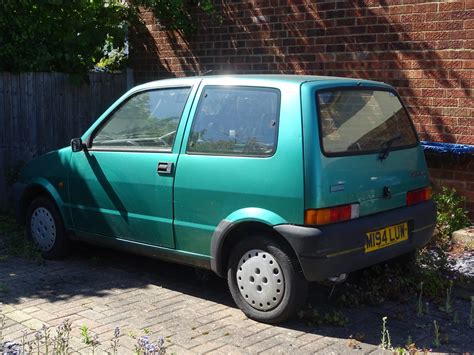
[26,196,70,259]
[227,235,307,324]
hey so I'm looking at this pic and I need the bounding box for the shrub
[433,187,471,245]
[417,187,471,271]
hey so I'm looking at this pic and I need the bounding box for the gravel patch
[452,251,474,278]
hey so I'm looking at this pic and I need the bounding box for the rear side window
[317,89,418,155]
[187,86,280,156]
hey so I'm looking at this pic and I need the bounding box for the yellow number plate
[365,222,409,253]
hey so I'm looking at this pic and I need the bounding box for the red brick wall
[129,0,473,219]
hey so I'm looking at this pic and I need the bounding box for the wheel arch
[18,179,69,227]
[210,209,301,278]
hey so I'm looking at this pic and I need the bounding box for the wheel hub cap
[236,249,285,311]
[30,207,56,251]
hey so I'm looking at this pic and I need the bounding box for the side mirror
[71,138,84,152]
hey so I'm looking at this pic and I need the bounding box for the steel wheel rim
[236,249,285,311]
[30,207,56,251]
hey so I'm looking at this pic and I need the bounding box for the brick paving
[0,244,473,354]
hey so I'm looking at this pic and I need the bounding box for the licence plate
[365,222,409,253]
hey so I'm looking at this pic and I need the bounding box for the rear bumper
[274,200,436,281]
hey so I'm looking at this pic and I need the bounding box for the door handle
[157,162,174,175]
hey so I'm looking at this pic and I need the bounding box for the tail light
[406,186,432,206]
[305,203,360,226]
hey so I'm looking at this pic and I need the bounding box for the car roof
[134,74,391,91]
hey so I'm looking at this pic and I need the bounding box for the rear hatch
[303,84,431,218]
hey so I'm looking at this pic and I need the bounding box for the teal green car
[13,75,436,323]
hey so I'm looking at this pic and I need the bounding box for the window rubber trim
[315,86,420,158]
[185,85,281,158]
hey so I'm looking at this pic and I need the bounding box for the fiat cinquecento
[13,75,436,323]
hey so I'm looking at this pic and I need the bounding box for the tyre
[26,196,70,259]
[227,235,308,324]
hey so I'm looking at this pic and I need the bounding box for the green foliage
[335,255,451,308]
[434,187,471,243]
[0,212,42,262]
[432,320,441,347]
[0,0,132,76]
[298,305,348,327]
[133,0,214,36]
[417,187,471,271]
[417,282,424,316]
[0,0,214,76]
[80,325,92,345]
[380,316,392,350]
[4,161,25,187]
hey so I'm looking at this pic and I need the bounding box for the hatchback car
[14,75,436,323]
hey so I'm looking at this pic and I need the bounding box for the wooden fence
[0,71,131,210]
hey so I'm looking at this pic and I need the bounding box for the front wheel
[26,196,70,259]
[227,235,308,324]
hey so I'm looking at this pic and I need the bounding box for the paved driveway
[1,244,472,354]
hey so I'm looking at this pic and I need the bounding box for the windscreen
[317,90,418,155]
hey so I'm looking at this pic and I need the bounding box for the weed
[405,341,421,355]
[434,187,471,241]
[80,324,92,345]
[393,347,406,354]
[347,335,361,350]
[52,319,72,354]
[0,213,43,263]
[433,320,441,347]
[440,280,453,313]
[418,187,471,272]
[415,269,449,301]
[470,296,474,328]
[42,324,50,355]
[77,324,101,353]
[4,161,25,187]
[0,311,5,343]
[0,283,10,294]
[417,282,424,316]
[335,261,449,308]
[298,305,348,327]
[2,321,163,354]
[90,333,100,354]
[111,326,120,354]
[380,316,392,350]
[135,335,166,354]
[453,311,459,324]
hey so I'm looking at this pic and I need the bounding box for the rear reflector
[407,186,432,206]
[305,203,359,225]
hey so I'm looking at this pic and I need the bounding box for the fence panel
[0,71,130,210]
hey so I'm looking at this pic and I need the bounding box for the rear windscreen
[317,90,418,155]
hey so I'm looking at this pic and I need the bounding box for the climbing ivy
[133,0,214,36]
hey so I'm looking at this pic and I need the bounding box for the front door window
[93,87,191,151]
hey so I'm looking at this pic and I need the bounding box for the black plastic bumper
[12,182,27,224]
[274,200,436,281]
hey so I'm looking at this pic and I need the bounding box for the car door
[68,84,195,248]
[173,80,304,256]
